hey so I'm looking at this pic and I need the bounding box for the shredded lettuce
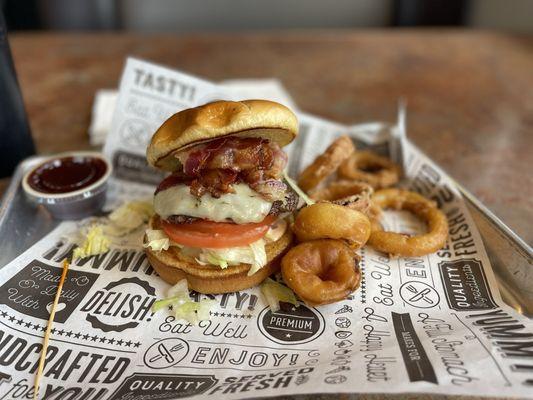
[108,200,153,232]
[248,240,267,276]
[151,296,181,312]
[264,219,287,242]
[167,279,189,298]
[174,302,202,325]
[283,170,315,206]
[174,299,217,325]
[126,200,154,217]
[197,300,217,320]
[143,229,170,251]
[73,225,110,259]
[69,199,154,259]
[196,239,267,275]
[261,278,299,312]
[196,250,228,269]
[151,279,216,325]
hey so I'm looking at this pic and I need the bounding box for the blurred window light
[119,0,392,32]
[468,0,533,33]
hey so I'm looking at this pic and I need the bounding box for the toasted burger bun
[147,100,298,171]
[144,216,293,294]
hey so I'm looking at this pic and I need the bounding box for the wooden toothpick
[33,258,70,400]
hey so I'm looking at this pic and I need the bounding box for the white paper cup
[22,151,112,220]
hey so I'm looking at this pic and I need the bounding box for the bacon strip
[155,172,192,195]
[183,138,277,175]
[173,137,287,198]
[190,169,238,198]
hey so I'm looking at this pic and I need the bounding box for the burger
[144,100,299,294]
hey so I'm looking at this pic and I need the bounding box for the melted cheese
[154,183,272,224]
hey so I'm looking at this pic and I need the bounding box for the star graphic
[91,335,98,342]
[125,341,132,347]
[25,322,32,328]
[51,328,57,334]
[74,332,82,339]
[234,314,239,318]
[220,313,226,317]
[247,314,252,319]
[240,314,246,319]
[117,339,124,346]
[40,326,46,332]
[83,334,90,340]
[213,311,219,317]
[57,329,65,336]
[99,336,107,343]
[108,338,116,345]
[285,333,292,338]
[134,342,141,348]
[32,324,40,331]
[66,331,73,337]
[291,307,297,311]
[9,316,15,322]
[0,311,7,317]
[16,318,24,325]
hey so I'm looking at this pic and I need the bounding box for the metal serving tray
[1,156,532,317]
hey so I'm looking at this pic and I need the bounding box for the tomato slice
[161,215,275,249]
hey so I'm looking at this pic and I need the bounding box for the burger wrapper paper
[0,58,532,400]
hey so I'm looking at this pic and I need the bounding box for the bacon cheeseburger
[144,100,298,294]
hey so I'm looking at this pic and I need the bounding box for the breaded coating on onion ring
[281,239,361,306]
[298,135,354,192]
[292,202,371,250]
[368,189,448,257]
[338,150,401,189]
[311,180,374,215]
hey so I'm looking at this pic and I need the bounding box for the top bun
[147,99,298,171]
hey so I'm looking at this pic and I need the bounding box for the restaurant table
[3,30,533,246]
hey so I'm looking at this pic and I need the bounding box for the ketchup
[28,156,107,194]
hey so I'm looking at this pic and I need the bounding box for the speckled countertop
[5,30,533,244]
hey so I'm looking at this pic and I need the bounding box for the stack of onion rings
[311,180,374,215]
[368,188,448,257]
[281,239,361,306]
[283,135,448,308]
[282,201,369,306]
[338,150,400,189]
[297,135,354,192]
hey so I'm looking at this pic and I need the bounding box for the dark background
[2,0,533,33]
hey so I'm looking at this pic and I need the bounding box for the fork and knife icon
[405,284,434,304]
[149,343,185,364]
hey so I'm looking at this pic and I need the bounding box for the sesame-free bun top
[147,99,298,171]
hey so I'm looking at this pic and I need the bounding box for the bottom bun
[144,216,293,294]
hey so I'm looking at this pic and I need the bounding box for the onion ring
[281,239,361,306]
[368,188,448,257]
[298,135,354,192]
[338,150,400,189]
[310,180,374,214]
[292,202,371,250]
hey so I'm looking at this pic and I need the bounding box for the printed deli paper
[0,57,532,400]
